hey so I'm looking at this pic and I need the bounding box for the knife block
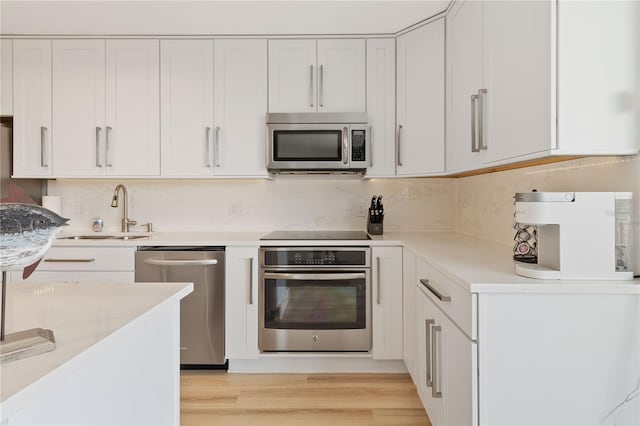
[367,212,383,235]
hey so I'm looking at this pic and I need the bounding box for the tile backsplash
[456,155,640,272]
[48,177,457,233]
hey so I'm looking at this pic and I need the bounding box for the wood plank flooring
[181,373,431,426]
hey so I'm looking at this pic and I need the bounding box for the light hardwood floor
[181,373,431,426]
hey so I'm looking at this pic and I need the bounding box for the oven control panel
[262,248,369,267]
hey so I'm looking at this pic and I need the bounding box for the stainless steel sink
[59,235,150,240]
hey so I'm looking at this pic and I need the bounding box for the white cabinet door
[225,246,259,360]
[371,246,403,360]
[10,271,133,284]
[366,38,396,177]
[483,1,553,163]
[214,39,268,177]
[402,248,417,381]
[396,19,445,176]
[268,40,316,113]
[105,40,159,176]
[416,285,442,426]
[445,0,484,173]
[52,40,105,176]
[1,40,12,116]
[12,40,52,177]
[317,39,365,113]
[160,40,214,177]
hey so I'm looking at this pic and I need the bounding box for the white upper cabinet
[160,40,215,176]
[161,39,267,177]
[396,19,445,176]
[268,39,365,113]
[316,39,365,112]
[213,39,268,177]
[105,40,160,176]
[12,40,52,177]
[52,39,159,177]
[52,40,106,177]
[1,40,12,116]
[446,0,639,174]
[445,0,484,173]
[366,38,396,177]
[268,40,316,113]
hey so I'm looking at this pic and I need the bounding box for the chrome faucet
[110,184,137,232]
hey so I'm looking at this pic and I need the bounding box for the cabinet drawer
[416,258,476,339]
[39,246,135,271]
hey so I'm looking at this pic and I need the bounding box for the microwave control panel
[351,130,366,162]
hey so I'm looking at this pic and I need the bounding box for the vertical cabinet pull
[95,127,102,167]
[248,257,254,305]
[342,127,349,164]
[396,125,403,166]
[368,126,373,167]
[471,94,479,153]
[478,88,487,151]
[215,126,221,167]
[376,256,381,305]
[425,319,435,388]
[205,127,212,168]
[319,64,324,108]
[431,325,443,398]
[105,126,113,167]
[309,65,314,108]
[40,126,48,167]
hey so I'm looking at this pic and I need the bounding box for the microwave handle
[343,127,349,165]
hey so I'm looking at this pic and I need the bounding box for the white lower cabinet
[412,255,639,426]
[371,246,403,360]
[8,246,135,284]
[1,39,13,116]
[225,246,259,360]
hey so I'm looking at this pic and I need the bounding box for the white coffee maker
[513,192,634,280]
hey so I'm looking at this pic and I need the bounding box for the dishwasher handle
[143,258,219,267]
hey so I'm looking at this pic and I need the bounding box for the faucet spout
[111,184,136,232]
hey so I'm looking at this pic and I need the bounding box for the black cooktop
[260,230,371,241]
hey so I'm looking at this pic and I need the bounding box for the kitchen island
[0,281,193,426]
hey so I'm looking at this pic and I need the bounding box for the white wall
[456,155,640,272]
[48,177,457,233]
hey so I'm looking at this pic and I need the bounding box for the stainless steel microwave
[266,113,369,173]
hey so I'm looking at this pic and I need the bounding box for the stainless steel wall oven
[259,247,371,352]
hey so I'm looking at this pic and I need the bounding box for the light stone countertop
[0,281,193,420]
[53,230,640,293]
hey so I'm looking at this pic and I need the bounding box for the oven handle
[263,272,366,280]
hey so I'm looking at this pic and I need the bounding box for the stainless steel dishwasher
[135,246,226,369]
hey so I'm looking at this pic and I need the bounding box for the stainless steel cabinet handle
[319,64,324,108]
[396,125,403,166]
[95,127,102,167]
[425,319,435,388]
[205,126,212,168]
[368,126,373,167]
[44,258,95,263]
[263,272,366,280]
[215,126,221,167]
[376,256,381,305]
[420,279,451,302]
[144,258,219,267]
[309,65,314,108]
[432,325,443,398]
[105,126,113,167]
[478,88,487,151]
[40,126,48,167]
[249,257,254,305]
[471,94,479,153]
[343,126,349,164]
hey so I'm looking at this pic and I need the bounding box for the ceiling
[1,1,450,36]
